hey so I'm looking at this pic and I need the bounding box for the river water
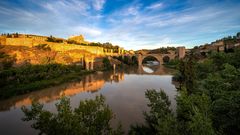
[0,65,177,134]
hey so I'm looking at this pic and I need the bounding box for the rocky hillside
[0,45,94,68]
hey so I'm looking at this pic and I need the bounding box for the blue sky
[0,0,240,50]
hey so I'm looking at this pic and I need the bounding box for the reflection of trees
[0,66,174,111]
[0,71,125,111]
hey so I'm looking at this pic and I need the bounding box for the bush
[102,57,112,70]
[22,95,123,135]
[0,51,16,70]
[46,36,63,43]
[34,44,51,51]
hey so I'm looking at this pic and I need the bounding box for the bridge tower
[177,47,186,59]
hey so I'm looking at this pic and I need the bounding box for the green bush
[22,95,123,135]
[102,57,112,70]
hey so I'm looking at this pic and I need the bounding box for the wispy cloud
[146,2,163,10]
[0,0,239,50]
[92,0,106,11]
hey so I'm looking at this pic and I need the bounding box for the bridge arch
[141,55,162,65]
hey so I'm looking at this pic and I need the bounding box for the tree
[103,57,112,70]
[188,107,215,135]
[184,54,196,94]
[21,95,123,135]
[129,89,178,135]
[237,32,240,39]
[7,33,11,38]
[15,32,19,38]
[176,88,215,135]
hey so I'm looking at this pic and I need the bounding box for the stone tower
[177,46,186,59]
[68,35,85,43]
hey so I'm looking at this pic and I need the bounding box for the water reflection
[0,66,177,134]
[142,66,154,73]
[0,71,124,111]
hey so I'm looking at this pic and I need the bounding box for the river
[0,65,177,134]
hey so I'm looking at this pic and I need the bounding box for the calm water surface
[0,65,177,134]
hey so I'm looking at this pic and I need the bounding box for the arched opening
[142,56,160,65]
[142,56,160,73]
[163,56,170,63]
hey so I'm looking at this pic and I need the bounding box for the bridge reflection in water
[0,66,177,135]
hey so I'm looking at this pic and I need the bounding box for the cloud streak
[92,0,106,11]
[146,2,163,10]
[0,0,239,50]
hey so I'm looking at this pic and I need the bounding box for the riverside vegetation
[0,43,137,100]
[0,45,113,99]
[21,48,240,135]
[0,63,95,99]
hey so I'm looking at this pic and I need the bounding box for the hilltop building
[68,35,88,44]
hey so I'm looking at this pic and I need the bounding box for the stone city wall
[0,36,125,57]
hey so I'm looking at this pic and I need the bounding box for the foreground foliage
[194,50,240,135]
[130,49,240,135]
[129,89,178,135]
[129,89,215,135]
[22,95,123,135]
[17,48,240,135]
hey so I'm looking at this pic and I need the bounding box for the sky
[0,0,240,50]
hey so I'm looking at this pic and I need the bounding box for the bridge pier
[84,57,94,70]
[137,54,143,67]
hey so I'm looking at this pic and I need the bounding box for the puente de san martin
[0,34,186,70]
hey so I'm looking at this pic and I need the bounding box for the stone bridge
[84,46,185,70]
[136,47,185,66]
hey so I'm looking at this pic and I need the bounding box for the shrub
[102,57,112,70]
[22,95,123,135]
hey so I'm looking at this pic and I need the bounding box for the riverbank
[0,64,96,99]
[0,65,177,134]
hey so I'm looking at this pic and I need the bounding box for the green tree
[129,89,178,135]
[176,88,215,135]
[102,57,112,70]
[176,56,196,94]
[22,95,123,135]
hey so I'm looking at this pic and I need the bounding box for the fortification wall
[0,37,6,45]
[5,38,33,47]
[1,37,118,56]
[32,38,48,46]
[47,43,104,55]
